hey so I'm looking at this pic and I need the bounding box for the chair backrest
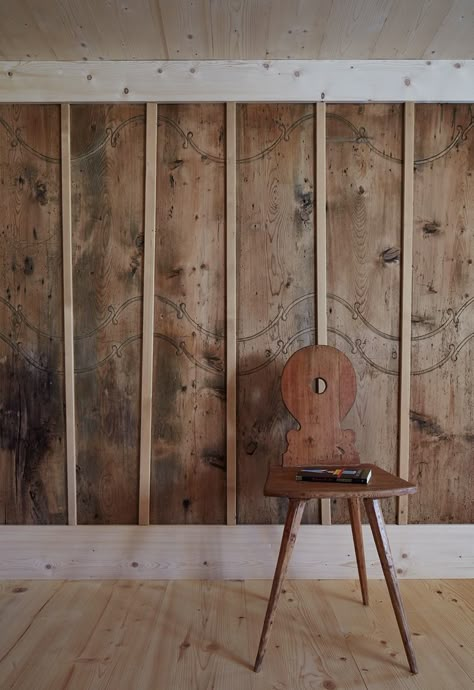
[281,344,360,467]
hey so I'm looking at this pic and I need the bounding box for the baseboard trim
[0,524,472,579]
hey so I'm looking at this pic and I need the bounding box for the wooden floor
[0,580,472,690]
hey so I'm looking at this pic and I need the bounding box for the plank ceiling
[0,0,473,61]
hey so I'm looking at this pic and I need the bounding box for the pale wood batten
[138,103,158,525]
[1,60,473,103]
[60,104,77,526]
[398,103,415,525]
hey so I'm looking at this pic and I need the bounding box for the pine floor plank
[136,580,254,690]
[320,579,424,689]
[440,579,474,610]
[247,580,368,690]
[64,581,168,690]
[402,580,474,681]
[0,579,472,689]
[0,581,109,690]
[321,579,474,690]
[0,581,62,664]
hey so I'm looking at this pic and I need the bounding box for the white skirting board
[0,525,472,580]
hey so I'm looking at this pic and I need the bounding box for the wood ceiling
[0,0,473,61]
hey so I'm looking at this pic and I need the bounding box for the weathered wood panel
[71,104,145,524]
[326,104,403,524]
[151,104,226,524]
[410,104,474,523]
[237,104,317,524]
[0,105,66,523]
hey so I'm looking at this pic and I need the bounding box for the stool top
[265,464,417,500]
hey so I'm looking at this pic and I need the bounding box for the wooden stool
[254,345,418,674]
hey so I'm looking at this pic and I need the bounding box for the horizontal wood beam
[0,525,471,580]
[1,60,473,103]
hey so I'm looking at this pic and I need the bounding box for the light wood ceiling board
[208,0,272,60]
[0,0,167,61]
[159,0,210,58]
[39,0,166,60]
[371,0,456,58]
[424,0,474,59]
[265,0,333,59]
[23,0,120,61]
[0,0,54,60]
[3,0,127,61]
[0,0,472,61]
[319,0,394,58]
[65,0,168,60]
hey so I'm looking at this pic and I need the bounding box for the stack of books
[295,467,372,484]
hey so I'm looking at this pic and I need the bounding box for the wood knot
[423,221,441,236]
[381,247,400,264]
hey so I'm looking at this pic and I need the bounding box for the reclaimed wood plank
[151,104,226,524]
[237,103,318,524]
[326,103,403,525]
[71,104,145,524]
[410,103,474,523]
[0,104,67,524]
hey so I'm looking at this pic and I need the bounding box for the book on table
[295,467,372,484]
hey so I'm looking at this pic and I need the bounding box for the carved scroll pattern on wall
[0,103,472,524]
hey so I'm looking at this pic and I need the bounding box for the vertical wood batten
[61,104,77,526]
[226,102,237,525]
[398,102,415,525]
[139,103,158,526]
[316,102,331,526]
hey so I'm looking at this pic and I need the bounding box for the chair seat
[264,464,416,500]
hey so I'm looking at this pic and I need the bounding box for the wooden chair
[254,345,418,674]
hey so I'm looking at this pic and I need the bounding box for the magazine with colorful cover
[295,467,372,484]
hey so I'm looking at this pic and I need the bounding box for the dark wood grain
[151,104,226,524]
[71,104,145,524]
[326,104,403,525]
[348,497,369,605]
[237,103,318,525]
[0,104,66,524]
[410,104,473,524]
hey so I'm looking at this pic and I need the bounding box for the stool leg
[254,499,306,672]
[348,498,369,605]
[364,498,418,674]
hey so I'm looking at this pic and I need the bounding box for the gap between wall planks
[60,104,77,526]
[315,102,331,526]
[139,103,158,526]
[398,103,415,525]
[226,103,237,525]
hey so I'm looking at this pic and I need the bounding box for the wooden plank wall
[326,104,403,524]
[410,104,473,524]
[0,102,472,526]
[237,104,318,525]
[151,104,226,524]
[0,104,67,524]
[71,105,145,524]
